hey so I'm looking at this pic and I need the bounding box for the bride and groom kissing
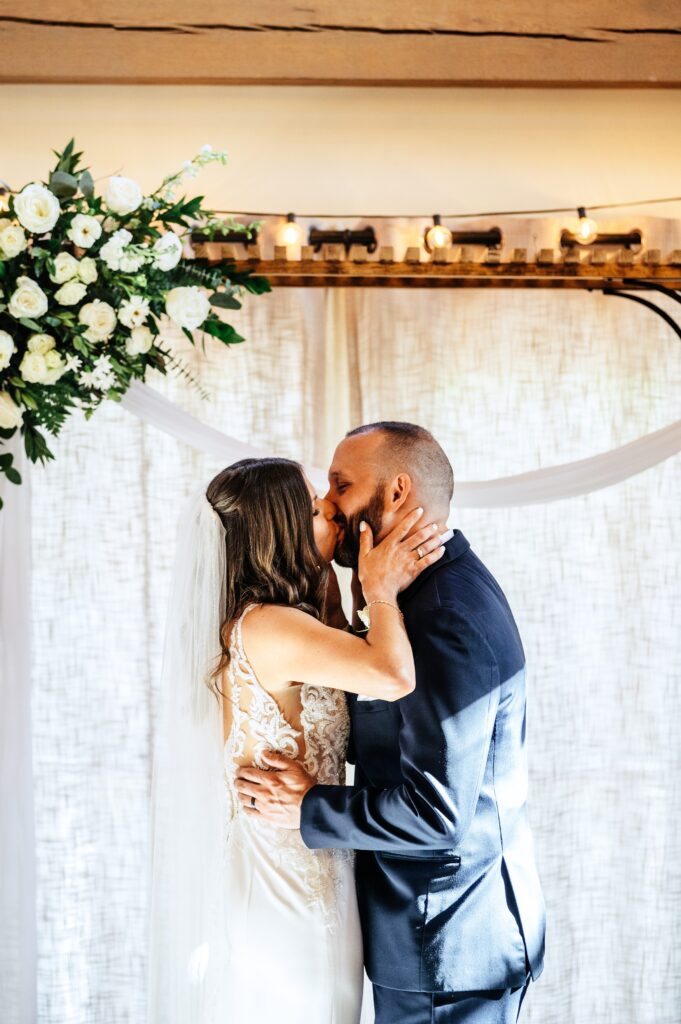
[149,421,546,1024]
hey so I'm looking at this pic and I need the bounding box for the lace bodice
[221,604,352,930]
[222,603,350,803]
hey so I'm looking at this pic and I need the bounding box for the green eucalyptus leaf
[49,171,79,199]
[208,291,242,310]
[78,170,95,199]
[5,466,21,485]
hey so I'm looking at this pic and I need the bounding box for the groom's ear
[387,473,412,512]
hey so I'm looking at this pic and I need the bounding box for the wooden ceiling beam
[2,2,680,86]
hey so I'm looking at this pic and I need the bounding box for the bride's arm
[242,508,445,701]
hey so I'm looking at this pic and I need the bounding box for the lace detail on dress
[222,604,353,932]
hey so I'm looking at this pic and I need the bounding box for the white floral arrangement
[0,139,269,507]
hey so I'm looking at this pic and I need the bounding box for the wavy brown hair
[206,458,328,696]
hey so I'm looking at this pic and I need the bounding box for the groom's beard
[333,486,385,569]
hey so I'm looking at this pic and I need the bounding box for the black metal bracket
[601,279,681,344]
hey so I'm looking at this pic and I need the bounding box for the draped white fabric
[121,379,681,507]
[2,236,680,1023]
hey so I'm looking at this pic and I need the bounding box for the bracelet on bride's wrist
[357,600,403,630]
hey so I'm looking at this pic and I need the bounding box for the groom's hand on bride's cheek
[235,751,316,829]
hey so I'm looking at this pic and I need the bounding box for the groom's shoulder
[406,536,515,627]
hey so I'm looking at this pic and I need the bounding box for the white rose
[78,257,98,284]
[0,391,23,429]
[27,333,56,355]
[98,228,133,270]
[66,213,102,249]
[117,295,150,328]
[152,232,183,271]
[0,223,28,259]
[49,251,80,283]
[0,330,15,370]
[19,351,49,384]
[13,183,60,234]
[164,286,210,331]
[43,348,67,385]
[54,280,87,306]
[8,276,48,320]
[125,325,154,356]
[105,176,143,216]
[78,299,117,343]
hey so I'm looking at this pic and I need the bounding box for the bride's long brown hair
[206,457,328,695]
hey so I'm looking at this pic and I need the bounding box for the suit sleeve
[300,607,500,852]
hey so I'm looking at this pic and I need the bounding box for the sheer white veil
[147,485,231,1023]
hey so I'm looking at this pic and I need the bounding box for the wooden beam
[191,250,681,287]
[2,2,680,86]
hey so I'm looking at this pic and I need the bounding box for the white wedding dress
[220,603,364,1023]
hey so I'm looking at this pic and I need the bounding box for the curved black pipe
[602,287,681,344]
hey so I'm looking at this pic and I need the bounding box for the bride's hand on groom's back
[359,507,445,602]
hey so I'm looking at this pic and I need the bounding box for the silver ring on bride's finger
[250,795,256,809]
[416,545,425,560]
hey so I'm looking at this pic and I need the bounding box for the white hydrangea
[98,228,133,270]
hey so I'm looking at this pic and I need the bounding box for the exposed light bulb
[424,215,453,252]
[278,213,302,247]
[575,206,598,245]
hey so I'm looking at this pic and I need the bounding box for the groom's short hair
[346,421,454,510]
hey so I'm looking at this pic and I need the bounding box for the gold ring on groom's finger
[417,546,425,559]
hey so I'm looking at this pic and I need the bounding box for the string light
[574,206,598,245]
[424,215,453,252]
[277,213,303,247]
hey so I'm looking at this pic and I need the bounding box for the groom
[236,422,546,1023]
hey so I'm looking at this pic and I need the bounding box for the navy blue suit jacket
[300,531,546,993]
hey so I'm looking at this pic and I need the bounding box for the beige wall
[1,85,680,221]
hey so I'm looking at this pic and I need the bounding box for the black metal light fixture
[190,223,259,247]
[561,207,642,249]
[308,225,377,254]
[423,216,502,253]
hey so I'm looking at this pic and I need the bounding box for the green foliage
[0,138,270,511]
[202,316,245,346]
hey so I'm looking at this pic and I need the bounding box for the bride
[147,457,444,1024]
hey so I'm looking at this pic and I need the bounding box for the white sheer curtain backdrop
[0,436,35,1024]
[5,219,679,1024]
